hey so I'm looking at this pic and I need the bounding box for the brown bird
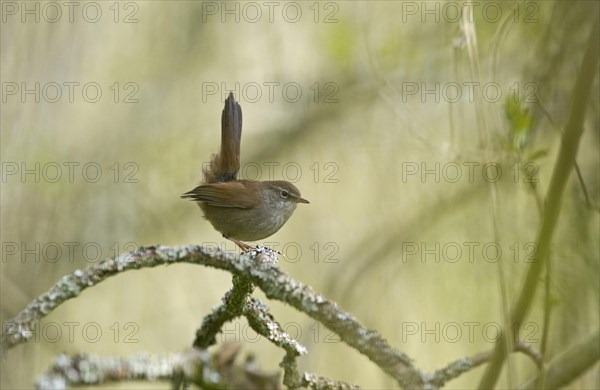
[182,93,308,251]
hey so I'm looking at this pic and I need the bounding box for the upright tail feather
[203,92,242,183]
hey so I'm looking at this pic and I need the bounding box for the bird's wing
[181,181,260,209]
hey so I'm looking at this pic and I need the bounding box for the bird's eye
[280,190,289,198]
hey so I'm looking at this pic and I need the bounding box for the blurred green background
[1,1,598,388]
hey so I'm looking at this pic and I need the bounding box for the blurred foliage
[1,1,598,389]
[505,97,532,152]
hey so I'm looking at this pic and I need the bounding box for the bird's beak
[296,197,309,204]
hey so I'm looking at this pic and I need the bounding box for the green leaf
[504,97,533,152]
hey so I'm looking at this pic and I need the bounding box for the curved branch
[2,245,421,388]
[427,341,543,388]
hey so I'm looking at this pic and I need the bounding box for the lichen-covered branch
[193,273,255,348]
[192,254,316,387]
[4,241,589,389]
[35,348,280,390]
[2,245,420,387]
[242,296,307,357]
[248,263,421,388]
[300,372,361,390]
[240,296,356,389]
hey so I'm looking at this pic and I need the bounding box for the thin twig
[518,330,600,389]
[427,341,543,388]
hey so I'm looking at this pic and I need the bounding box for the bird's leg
[224,235,255,252]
